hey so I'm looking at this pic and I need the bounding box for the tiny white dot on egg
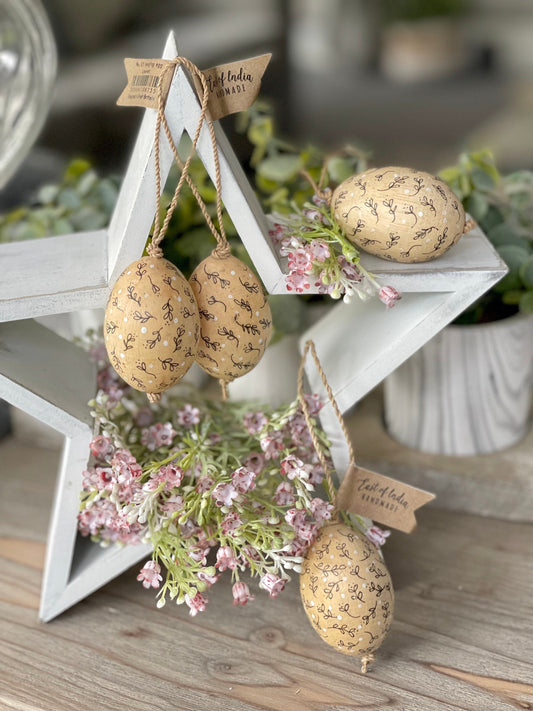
[328,606,332,611]
[148,380,153,384]
[230,270,235,275]
[141,327,147,334]
[178,297,182,302]
[358,624,362,629]
[248,273,253,278]
[359,637,363,642]
[377,621,381,626]
[401,219,406,224]
[127,271,131,275]
[323,577,327,583]
[330,555,334,559]
[203,281,207,285]
[322,628,327,632]
[118,289,122,294]
[144,293,148,298]
[120,353,125,359]
[350,192,354,197]
[255,311,259,317]
[118,334,123,340]
[188,331,191,336]
[443,218,447,223]
[221,343,226,349]
[180,361,185,366]
[337,615,342,621]
[418,211,423,217]
[343,576,347,581]
[341,593,345,599]
[358,604,362,608]
[311,614,315,619]
[310,600,314,606]
[172,276,176,281]
[404,189,409,194]
[329,533,333,538]
[213,367,219,372]
[123,317,128,322]
[394,173,398,177]
[426,238,430,243]
[228,294,233,299]
[149,364,153,369]
[150,264,154,268]
[163,340,168,346]
[362,584,366,589]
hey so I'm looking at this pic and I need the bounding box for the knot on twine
[463,218,477,234]
[361,653,374,674]
[147,242,164,260]
[147,392,162,404]
[213,242,232,260]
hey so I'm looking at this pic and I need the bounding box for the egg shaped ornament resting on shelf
[332,166,466,263]
[104,257,200,401]
[300,522,394,668]
[189,250,273,386]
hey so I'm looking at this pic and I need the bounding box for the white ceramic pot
[384,313,533,456]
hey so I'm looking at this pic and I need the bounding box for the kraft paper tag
[117,54,271,119]
[117,58,175,109]
[193,54,271,120]
[337,464,435,534]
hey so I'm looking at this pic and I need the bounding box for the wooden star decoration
[0,33,507,621]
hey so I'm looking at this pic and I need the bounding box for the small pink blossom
[134,406,154,428]
[221,512,242,536]
[268,223,286,245]
[82,466,113,492]
[295,521,319,543]
[288,247,313,274]
[180,519,201,539]
[243,452,266,474]
[302,207,322,223]
[285,271,312,293]
[208,432,222,445]
[185,591,208,616]
[280,454,310,482]
[197,569,219,589]
[137,560,162,589]
[243,411,268,435]
[338,255,363,282]
[212,482,239,508]
[303,393,323,416]
[111,449,143,484]
[232,466,256,493]
[279,235,302,256]
[141,422,176,451]
[188,545,209,565]
[287,414,313,448]
[89,435,114,461]
[96,366,120,392]
[260,431,284,460]
[379,285,401,308]
[366,525,391,547]
[307,463,325,487]
[312,189,332,207]
[309,498,334,523]
[105,384,125,406]
[216,545,239,571]
[274,481,296,506]
[176,403,201,427]
[160,493,185,514]
[232,582,255,606]
[309,240,330,262]
[89,342,109,365]
[260,573,285,598]
[196,475,215,494]
[158,463,184,489]
[283,536,309,557]
[285,508,306,528]
[241,545,261,565]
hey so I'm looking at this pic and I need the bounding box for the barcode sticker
[117,58,174,108]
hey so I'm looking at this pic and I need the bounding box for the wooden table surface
[1,436,532,711]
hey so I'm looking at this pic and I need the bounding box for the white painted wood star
[0,32,507,621]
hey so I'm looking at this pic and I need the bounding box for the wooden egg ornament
[104,257,200,401]
[189,251,272,385]
[300,522,394,670]
[332,166,466,263]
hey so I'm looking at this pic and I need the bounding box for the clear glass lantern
[0,0,57,189]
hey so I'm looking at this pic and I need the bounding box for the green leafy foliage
[440,150,533,323]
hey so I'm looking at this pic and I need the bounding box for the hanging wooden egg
[104,257,200,400]
[332,166,465,263]
[189,251,272,383]
[300,522,394,666]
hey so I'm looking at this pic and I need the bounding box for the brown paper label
[337,464,435,534]
[117,54,271,118]
[117,58,175,109]
[194,54,271,120]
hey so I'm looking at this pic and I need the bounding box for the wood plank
[1,437,532,710]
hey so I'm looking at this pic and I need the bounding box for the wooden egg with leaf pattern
[300,522,394,663]
[332,166,466,263]
[189,251,272,385]
[104,257,200,401]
